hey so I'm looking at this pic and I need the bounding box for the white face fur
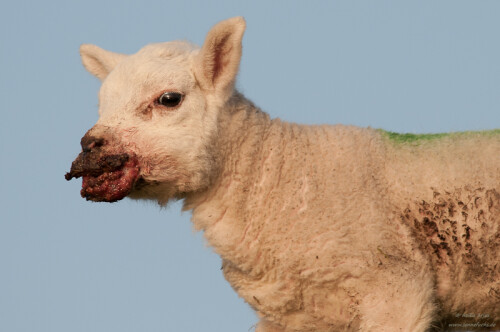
[69,17,246,204]
[97,42,214,202]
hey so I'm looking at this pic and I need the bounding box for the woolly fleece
[70,17,500,332]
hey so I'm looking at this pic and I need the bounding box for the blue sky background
[1,1,499,331]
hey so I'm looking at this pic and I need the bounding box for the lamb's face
[66,17,246,204]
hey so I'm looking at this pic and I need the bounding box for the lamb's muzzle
[65,137,140,202]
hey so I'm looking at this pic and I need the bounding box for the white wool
[75,17,500,332]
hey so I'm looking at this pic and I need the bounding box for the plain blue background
[1,1,499,331]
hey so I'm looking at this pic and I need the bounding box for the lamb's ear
[80,44,126,81]
[194,17,246,97]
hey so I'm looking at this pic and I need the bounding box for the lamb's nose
[81,135,105,152]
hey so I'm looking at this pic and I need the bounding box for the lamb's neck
[184,95,295,267]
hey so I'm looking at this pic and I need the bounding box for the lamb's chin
[128,179,179,204]
[81,159,140,202]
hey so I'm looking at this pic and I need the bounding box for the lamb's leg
[255,319,286,332]
[358,267,436,332]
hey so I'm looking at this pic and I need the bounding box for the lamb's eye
[157,92,183,108]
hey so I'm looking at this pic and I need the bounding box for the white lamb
[66,17,500,331]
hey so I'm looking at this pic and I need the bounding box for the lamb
[65,17,500,331]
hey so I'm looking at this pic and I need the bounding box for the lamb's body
[185,95,500,330]
[66,17,500,331]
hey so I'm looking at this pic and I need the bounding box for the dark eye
[157,92,183,108]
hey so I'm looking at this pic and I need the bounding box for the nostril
[81,135,105,152]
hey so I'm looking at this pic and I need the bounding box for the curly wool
[72,17,500,332]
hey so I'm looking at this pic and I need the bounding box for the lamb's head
[65,17,246,204]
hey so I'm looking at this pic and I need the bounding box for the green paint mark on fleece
[377,129,500,144]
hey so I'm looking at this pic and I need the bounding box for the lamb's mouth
[65,152,140,202]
